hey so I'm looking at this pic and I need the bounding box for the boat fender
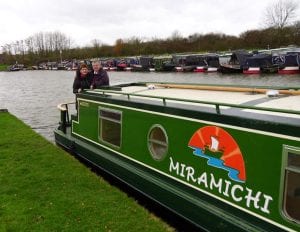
[147,84,155,90]
[266,89,279,97]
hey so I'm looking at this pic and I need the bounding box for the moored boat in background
[182,55,200,72]
[153,56,175,72]
[194,55,207,72]
[243,53,277,74]
[132,56,154,72]
[7,63,24,71]
[116,59,128,71]
[57,61,68,70]
[220,50,252,73]
[277,53,300,75]
[173,54,186,72]
[204,54,220,72]
[101,58,117,71]
[194,54,220,73]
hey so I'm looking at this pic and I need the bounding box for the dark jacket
[72,72,92,93]
[91,69,109,88]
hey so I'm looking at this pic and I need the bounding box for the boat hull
[54,127,284,232]
[182,65,196,72]
[116,65,127,71]
[242,66,278,74]
[243,67,260,74]
[278,67,300,74]
[157,64,175,72]
[131,65,151,72]
[206,67,218,72]
[219,64,242,73]
[175,66,183,72]
[194,66,206,72]
[124,67,132,71]
[195,66,218,73]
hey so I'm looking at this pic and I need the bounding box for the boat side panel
[61,131,275,231]
[72,98,300,232]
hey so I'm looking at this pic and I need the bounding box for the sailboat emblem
[188,126,246,182]
[210,136,219,152]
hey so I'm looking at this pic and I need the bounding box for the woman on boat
[90,61,109,88]
[72,64,92,93]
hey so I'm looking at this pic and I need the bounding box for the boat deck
[86,83,300,126]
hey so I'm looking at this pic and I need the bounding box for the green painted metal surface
[57,91,300,231]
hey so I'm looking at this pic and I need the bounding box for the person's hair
[92,60,101,65]
[80,64,88,70]
[75,64,89,78]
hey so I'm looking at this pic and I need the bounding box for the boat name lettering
[169,157,273,214]
[79,102,89,107]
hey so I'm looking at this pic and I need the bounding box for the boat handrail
[57,102,75,111]
[88,89,300,116]
[57,102,75,133]
[151,83,300,95]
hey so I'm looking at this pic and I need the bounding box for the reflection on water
[0,70,299,142]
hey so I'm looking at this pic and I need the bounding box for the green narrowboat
[54,82,300,231]
[153,56,175,72]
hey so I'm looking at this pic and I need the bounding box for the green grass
[0,112,174,232]
[0,64,8,71]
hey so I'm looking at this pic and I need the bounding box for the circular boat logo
[188,126,246,183]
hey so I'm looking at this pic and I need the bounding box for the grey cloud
[1,0,299,47]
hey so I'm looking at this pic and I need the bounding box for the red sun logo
[188,126,246,182]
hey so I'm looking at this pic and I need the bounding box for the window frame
[280,145,300,224]
[147,124,169,161]
[98,107,122,149]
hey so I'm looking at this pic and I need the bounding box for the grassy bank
[0,64,8,71]
[0,112,173,231]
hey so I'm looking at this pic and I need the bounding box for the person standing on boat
[90,60,109,88]
[72,64,92,93]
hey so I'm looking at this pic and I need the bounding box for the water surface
[0,70,299,141]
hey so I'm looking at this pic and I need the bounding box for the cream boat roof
[87,84,300,121]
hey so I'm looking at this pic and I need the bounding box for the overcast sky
[1,0,299,47]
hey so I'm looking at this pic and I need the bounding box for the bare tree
[264,0,299,29]
[114,38,124,56]
[91,39,102,48]
[169,30,183,41]
[25,37,34,54]
[2,44,12,54]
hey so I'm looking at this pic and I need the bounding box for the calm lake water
[0,70,300,142]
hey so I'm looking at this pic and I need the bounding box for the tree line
[1,31,72,65]
[1,0,299,66]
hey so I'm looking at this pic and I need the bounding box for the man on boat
[90,60,109,88]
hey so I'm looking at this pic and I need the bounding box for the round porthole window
[148,125,168,161]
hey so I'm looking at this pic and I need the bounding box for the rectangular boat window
[99,108,122,148]
[282,146,300,223]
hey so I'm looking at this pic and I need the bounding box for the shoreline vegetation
[0,111,173,231]
[0,1,299,67]
[1,23,300,67]
[0,64,8,71]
